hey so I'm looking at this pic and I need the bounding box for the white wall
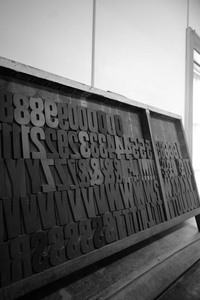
[0,0,200,118]
[0,0,92,84]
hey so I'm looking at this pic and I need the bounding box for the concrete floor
[158,259,200,300]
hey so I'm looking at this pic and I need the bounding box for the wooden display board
[0,57,200,299]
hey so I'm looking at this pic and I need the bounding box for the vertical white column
[91,0,96,87]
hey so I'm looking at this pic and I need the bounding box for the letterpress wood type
[0,58,200,298]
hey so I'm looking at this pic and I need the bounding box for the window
[192,51,200,190]
[185,28,200,191]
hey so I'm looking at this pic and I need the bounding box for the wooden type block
[145,203,156,227]
[55,191,70,226]
[106,114,116,136]
[5,159,26,196]
[178,176,186,193]
[2,123,12,158]
[129,206,140,233]
[89,132,100,158]
[89,158,104,186]
[157,200,166,222]
[138,159,148,181]
[0,159,6,197]
[120,159,132,183]
[170,197,179,216]
[175,142,182,159]
[184,159,192,176]
[31,231,49,273]
[81,187,96,218]
[68,131,80,159]
[114,115,123,137]
[105,183,124,211]
[155,141,161,159]
[78,106,88,131]
[92,217,105,249]
[174,176,184,195]
[99,133,108,158]
[48,226,65,266]
[79,131,91,158]
[146,159,156,179]
[182,192,191,213]
[119,182,134,209]
[171,143,179,159]
[68,104,79,131]
[67,189,84,221]
[176,194,184,214]
[0,90,13,123]
[87,108,98,132]
[137,204,148,230]
[101,158,115,184]
[132,180,146,206]
[54,158,70,191]
[159,142,166,160]
[167,143,174,159]
[40,159,56,193]
[131,159,140,181]
[186,176,194,192]
[12,123,22,159]
[113,159,123,184]
[137,138,147,159]
[126,159,136,181]
[115,136,124,159]
[106,134,115,159]
[0,242,11,287]
[150,201,162,224]
[77,159,90,188]
[113,210,126,240]
[130,137,140,159]
[67,159,79,189]
[21,125,30,159]
[45,99,58,128]
[37,192,56,229]
[79,219,94,254]
[64,222,81,259]
[57,129,69,159]
[0,200,4,243]
[102,212,116,244]
[30,97,45,127]
[171,177,179,196]
[187,191,197,210]
[97,110,107,135]
[93,185,108,214]
[3,197,21,239]
[123,136,132,160]
[191,190,200,209]
[182,176,191,194]
[13,93,30,125]
[45,128,59,158]
[58,103,69,131]
[31,127,46,159]
[0,123,2,158]
[122,208,134,236]
[163,142,170,160]
[21,194,41,234]
[145,139,153,159]
[10,235,32,282]
[169,158,178,177]
[25,159,41,194]
[143,179,158,203]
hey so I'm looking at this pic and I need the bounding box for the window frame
[185,27,200,155]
